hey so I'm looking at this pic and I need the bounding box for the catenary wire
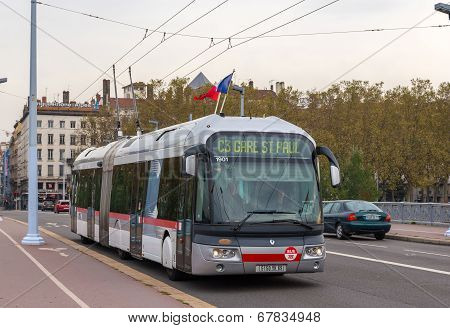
[161,0,308,80]
[72,0,197,100]
[182,0,342,78]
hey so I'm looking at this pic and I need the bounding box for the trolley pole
[22,0,45,245]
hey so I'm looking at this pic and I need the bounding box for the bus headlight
[304,245,325,259]
[212,248,237,259]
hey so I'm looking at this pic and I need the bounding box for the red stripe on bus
[242,253,301,262]
[143,217,177,229]
[77,207,87,213]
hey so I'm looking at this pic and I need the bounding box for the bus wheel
[80,236,91,244]
[162,236,185,281]
[117,249,131,260]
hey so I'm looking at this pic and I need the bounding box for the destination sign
[208,134,313,158]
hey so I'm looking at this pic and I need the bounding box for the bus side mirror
[330,165,340,187]
[316,146,340,188]
[184,155,196,176]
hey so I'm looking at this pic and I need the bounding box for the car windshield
[345,201,382,212]
[210,158,321,224]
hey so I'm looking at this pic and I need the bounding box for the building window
[70,149,76,159]
[59,121,65,128]
[70,135,76,145]
[70,121,76,129]
[37,120,42,128]
[59,149,65,160]
[48,149,53,160]
[48,120,53,128]
[37,149,42,160]
[59,134,65,145]
[46,182,54,190]
[81,121,86,129]
[48,134,53,145]
[37,165,42,177]
[80,135,86,146]
[38,182,43,190]
[59,165,64,177]
[37,133,42,144]
[48,165,53,177]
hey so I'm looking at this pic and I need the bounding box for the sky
[0,0,449,142]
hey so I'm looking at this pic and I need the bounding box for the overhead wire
[182,0,342,79]
[0,90,27,100]
[73,0,197,100]
[161,0,308,81]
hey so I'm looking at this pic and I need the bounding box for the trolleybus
[71,114,340,280]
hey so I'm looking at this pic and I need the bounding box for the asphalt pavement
[1,210,449,308]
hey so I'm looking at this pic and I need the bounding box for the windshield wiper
[271,219,314,230]
[233,210,294,232]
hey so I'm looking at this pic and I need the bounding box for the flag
[217,73,233,94]
[193,84,220,101]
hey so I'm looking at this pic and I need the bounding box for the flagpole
[214,93,222,114]
[220,69,235,114]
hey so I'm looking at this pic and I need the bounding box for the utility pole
[112,65,122,139]
[128,67,141,136]
[232,85,245,117]
[22,0,45,245]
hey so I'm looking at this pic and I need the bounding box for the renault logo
[269,239,275,246]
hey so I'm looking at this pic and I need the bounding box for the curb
[386,234,450,246]
[6,217,215,308]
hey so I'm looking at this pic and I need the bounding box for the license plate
[365,214,380,220]
[255,264,287,273]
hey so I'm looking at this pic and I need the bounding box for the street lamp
[435,3,450,19]
[22,0,45,245]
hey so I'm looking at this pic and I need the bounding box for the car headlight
[303,245,325,259]
[212,248,237,259]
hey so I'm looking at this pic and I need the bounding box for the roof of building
[187,72,211,90]
[122,82,147,89]
[102,98,135,109]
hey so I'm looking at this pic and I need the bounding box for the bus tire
[80,235,91,244]
[162,236,185,281]
[117,248,131,260]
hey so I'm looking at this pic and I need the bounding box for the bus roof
[73,114,315,170]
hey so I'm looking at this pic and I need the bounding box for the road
[2,210,449,308]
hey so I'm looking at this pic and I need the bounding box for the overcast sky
[0,0,449,142]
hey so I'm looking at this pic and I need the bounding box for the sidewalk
[0,217,188,308]
[387,222,450,246]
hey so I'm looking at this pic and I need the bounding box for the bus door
[130,163,144,257]
[176,176,194,273]
[86,170,95,240]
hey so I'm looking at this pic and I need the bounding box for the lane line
[345,242,387,248]
[6,217,214,308]
[328,251,450,276]
[0,227,89,308]
[404,249,450,258]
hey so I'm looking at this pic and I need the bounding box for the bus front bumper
[191,243,325,275]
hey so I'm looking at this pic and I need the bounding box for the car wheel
[375,232,385,240]
[336,223,347,240]
[162,236,185,281]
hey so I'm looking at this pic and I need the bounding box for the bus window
[143,160,161,218]
[195,157,210,223]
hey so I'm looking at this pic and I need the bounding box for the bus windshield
[204,133,321,225]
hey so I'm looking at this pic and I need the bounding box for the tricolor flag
[193,72,234,101]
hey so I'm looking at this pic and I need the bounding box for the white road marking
[345,242,387,248]
[0,227,88,308]
[404,249,450,258]
[39,247,69,257]
[327,251,450,276]
[0,217,3,222]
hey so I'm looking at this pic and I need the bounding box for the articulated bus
[71,114,340,280]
